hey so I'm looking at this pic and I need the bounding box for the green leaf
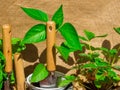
[64,75,76,80]
[0,39,2,46]
[113,75,120,81]
[0,51,6,89]
[31,64,49,82]
[0,39,2,50]
[79,53,91,60]
[56,42,80,61]
[0,81,3,89]
[0,70,3,83]
[109,49,117,56]
[0,51,5,60]
[10,71,15,84]
[59,23,82,51]
[114,27,120,35]
[95,58,109,67]
[21,7,48,22]
[11,38,25,53]
[0,72,3,89]
[92,52,99,57]
[84,30,95,41]
[95,72,105,81]
[108,69,116,77]
[94,80,102,88]
[22,24,46,44]
[82,43,98,51]
[57,75,75,87]
[11,38,21,45]
[52,5,63,29]
[79,53,90,57]
[79,36,88,41]
[56,44,71,61]
[100,47,109,52]
[0,38,26,53]
[62,42,78,52]
[82,63,97,69]
[113,66,120,70]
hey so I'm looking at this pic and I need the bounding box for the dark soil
[84,83,120,90]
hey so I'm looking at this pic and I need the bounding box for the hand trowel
[40,21,57,88]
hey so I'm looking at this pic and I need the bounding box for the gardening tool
[46,21,56,72]
[40,21,57,87]
[14,53,25,90]
[2,24,12,90]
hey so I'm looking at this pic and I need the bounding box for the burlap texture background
[1,0,120,76]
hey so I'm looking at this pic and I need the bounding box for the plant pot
[73,81,120,90]
[26,71,72,90]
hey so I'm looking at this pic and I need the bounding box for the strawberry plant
[70,30,120,90]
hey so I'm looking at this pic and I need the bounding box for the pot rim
[26,71,66,89]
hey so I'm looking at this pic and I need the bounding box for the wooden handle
[2,24,12,73]
[46,21,56,71]
[14,53,25,90]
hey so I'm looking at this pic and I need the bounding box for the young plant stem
[106,84,113,90]
[88,41,92,54]
[111,56,115,66]
[73,54,79,75]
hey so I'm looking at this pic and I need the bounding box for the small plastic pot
[26,71,72,90]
